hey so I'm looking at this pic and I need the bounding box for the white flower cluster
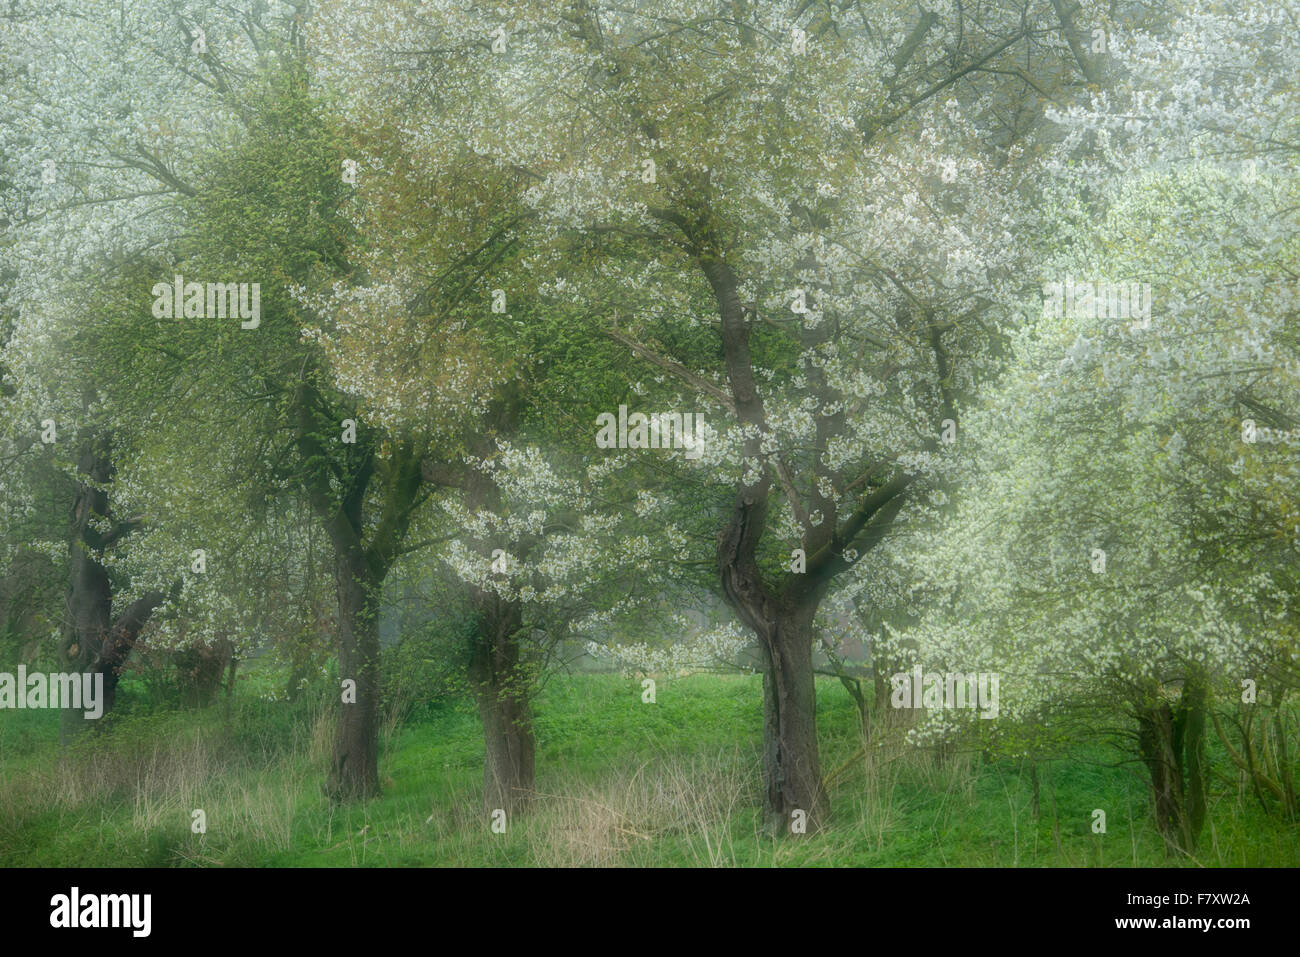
[585,620,752,677]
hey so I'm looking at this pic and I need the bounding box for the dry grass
[0,709,325,865]
[521,749,758,866]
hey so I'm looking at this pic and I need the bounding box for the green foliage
[381,613,474,725]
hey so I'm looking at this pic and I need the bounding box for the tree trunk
[476,685,535,815]
[1138,702,1184,849]
[755,605,827,835]
[222,645,239,724]
[470,609,535,815]
[59,439,113,741]
[325,550,381,802]
[59,436,163,738]
[1136,677,1207,855]
[59,558,112,741]
[717,495,830,835]
[1181,679,1207,846]
[175,638,229,708]
[468,565,535,813]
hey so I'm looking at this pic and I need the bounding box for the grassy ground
[1,671,1296,867]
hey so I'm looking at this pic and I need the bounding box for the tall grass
[1,673,1296,867]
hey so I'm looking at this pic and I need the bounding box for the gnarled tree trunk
[1136,675,1207,855]
[60,434,164,740]
[720,509,829,834]
[755,605,827,835]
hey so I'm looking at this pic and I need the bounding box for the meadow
[2,668,1293,868]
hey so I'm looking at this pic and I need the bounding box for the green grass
[1,672,1296,866]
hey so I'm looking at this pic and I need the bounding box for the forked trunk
[60,437,163,738]
[1136,676,1207,855]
